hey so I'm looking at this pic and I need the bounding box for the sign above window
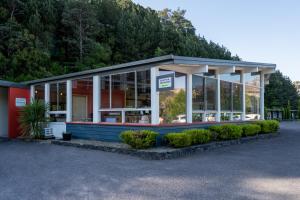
[156,73,174,91]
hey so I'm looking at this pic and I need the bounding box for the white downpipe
[241,72,246,120]
[30,85,35,102]
[66,80,72,122]
[45,83,50,118]
[186,74,193,123]
[216,73,221,122]
[260,72,265,120]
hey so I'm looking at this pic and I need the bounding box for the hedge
[183,129,212,145]
[255,120,280,134]
[209,124,242,140]
[120,130,158,149]
[164,133,192,148]
[240,124,261,137]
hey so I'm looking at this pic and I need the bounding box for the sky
[133,0,300,81]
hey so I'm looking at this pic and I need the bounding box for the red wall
[8,87,30,138]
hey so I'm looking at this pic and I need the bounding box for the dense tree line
[0,0,239,81]
[265,71,299,110]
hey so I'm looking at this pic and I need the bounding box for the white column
[30,85,35,102]
[45,83,50,118]
[186,74,193,123]
[66,80,72,122]
[151,67,160,124]
[216,73,221,122]
[241,72,246,120]
[260,72,265,120]
[93,75,100,123]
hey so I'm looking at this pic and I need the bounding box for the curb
[51,132,280,160]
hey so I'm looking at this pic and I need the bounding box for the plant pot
[63,132,72,141]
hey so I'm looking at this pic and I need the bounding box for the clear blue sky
[133,0,300,81]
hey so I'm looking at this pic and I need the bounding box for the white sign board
[16,98,26,107]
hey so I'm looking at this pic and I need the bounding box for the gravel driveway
[0,121,300,200]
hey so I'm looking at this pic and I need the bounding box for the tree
[265,71,299,110]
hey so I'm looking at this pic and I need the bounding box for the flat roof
[24,55,276,85]
[0,80,28,88]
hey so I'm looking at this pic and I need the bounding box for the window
[192,75,204,110]
[72,78,93,122]
[50,114,66,122]
[111,72,135,108]
[137,70,151,108]
[246,85,260,120]
[245,73,260,87]
[101,76,110,108]
[220,81,232,111]
[192,113,203,122]
[101,111,122,123]
[50,82,66,111]
[220,73,241,83]
[34,84,44,101]
[125,110,151,124]
[205,77,217,110]
[159,71,186,124]
[232,83,243,111]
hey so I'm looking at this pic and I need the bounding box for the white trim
[45,83,50,118]
[260,72,265,120]
[49,111,67,115]
[30,85,35,102]
[216,73,221,122]
[186,73,193,123]
[66,80,72,122]
[93,75,100,123]
[99,108,151,112]
[241,72,246,120]
[151,67,160,124]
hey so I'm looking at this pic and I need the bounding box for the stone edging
[51,132,280,160]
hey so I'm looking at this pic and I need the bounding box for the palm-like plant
[19,99,49,139]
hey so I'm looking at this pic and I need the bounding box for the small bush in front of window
[209,124,242,140]
[164,133,192,148]
[183,129,212,145]
[240,124,261,137]
[120,130,158,149]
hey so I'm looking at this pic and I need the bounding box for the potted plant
[63,132,72,141]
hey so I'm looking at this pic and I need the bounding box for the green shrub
[120,130,158,149]
[255,120,280,134]
[240,124,261,137]
[209,124,242,140]
[183,129,212,145]
[164,133,192,148]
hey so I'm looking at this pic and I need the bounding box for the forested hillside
[0,0,239,82]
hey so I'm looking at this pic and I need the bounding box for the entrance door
[72,95,88,121]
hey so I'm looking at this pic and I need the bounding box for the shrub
[183,129,212,145]
[120,130,158,149]
[164,133,192,148]
[209,124,242,140]
[255,120,280,134]
[240,124,261,137]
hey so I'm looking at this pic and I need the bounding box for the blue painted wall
[67,122,246,143]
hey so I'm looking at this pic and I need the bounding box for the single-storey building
[1,55,276,141]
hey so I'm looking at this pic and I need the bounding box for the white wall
[0,87,8,137]
[48,122,66,139]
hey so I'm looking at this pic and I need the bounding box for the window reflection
[50,82,66,111]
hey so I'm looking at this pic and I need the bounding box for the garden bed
[51,132,280,160]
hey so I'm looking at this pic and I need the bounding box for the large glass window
[232,83,243,111]
[192,75,204,110]
[50,82,66,111]
[101,76,110,108]
[206,77,217,110]
[159,71,186,124]
[72,78,93,122]
[246,85,260,120]
[137,70,151,108]
[111,72,135,108]
[101,111,122,123]
[220,73,241,83]
[34,84,44,101]
[220,81,232,111]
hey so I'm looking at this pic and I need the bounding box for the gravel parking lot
[0,121,300,200]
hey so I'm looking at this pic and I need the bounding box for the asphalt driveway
[0,121,300,200]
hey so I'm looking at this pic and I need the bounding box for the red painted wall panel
[8,87,30,138]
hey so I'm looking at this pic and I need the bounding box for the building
[294,81,300,94]
[0,55,276,141]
